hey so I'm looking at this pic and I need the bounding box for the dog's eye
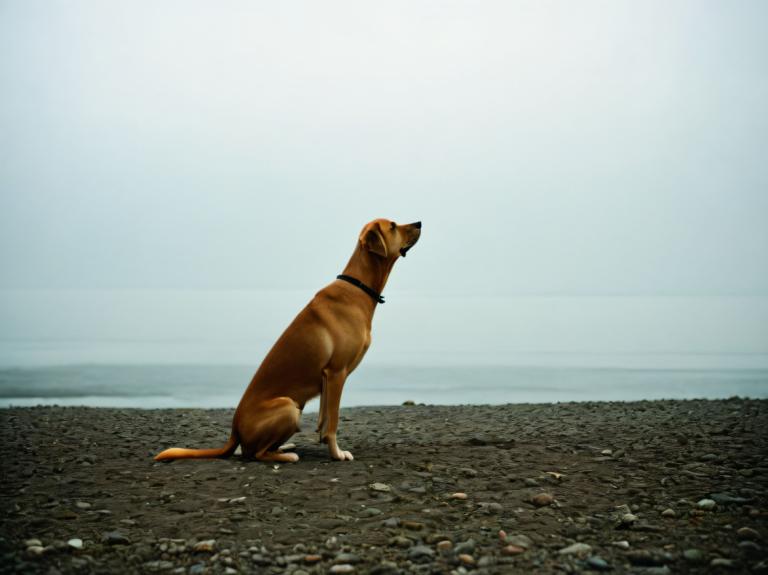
[390,222,396,231]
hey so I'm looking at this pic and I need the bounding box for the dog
[154,218,421,463]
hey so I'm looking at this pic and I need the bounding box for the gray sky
[1,1,767,296]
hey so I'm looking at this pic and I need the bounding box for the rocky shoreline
[1,399,767,574]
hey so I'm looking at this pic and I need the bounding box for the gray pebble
[369,561,399,575]
[558,543,591,556]
[709,492,750,505]
[455,539,476,555]
[586,556,611,571]
[329,564,355,574]
[505,534,533,548]
[144,560,175,572]
[626,550,671,566]
[739,540,762,557]
[683,548,705,563]
[408,545,435,562]
[335,553,361,564]
[24,539,43,548]
[389,536,412,548]
[102,531,131,545]
[710,558,736,568]
[737,527,761,541]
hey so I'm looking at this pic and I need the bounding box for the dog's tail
[154,432,239,462]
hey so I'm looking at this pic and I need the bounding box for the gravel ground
[1,399,767,574]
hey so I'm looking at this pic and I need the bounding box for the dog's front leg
[319,369,353,461]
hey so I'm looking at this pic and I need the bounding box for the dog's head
[359,219,421,260]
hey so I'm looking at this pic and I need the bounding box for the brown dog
[154,218,421,463]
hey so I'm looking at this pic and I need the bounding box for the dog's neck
[341,244,396,305]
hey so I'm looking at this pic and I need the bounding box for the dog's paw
[331,449,354,461]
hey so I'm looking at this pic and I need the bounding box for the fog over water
[1,2,767,405]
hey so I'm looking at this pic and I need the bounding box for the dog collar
[336,274,385,304]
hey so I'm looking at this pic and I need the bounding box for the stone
[739,541,762,557]
[144,561,175,572]
[389,536,412,548]
[360,507,382,517]
[558,543,591,556]
[75,501,92,510]
[335,553,361,564]
[370,561,399,575]
[223,568,237,575]
[478,556,495,567]
[193,540,216,553]
[661,508,676,518]
[67,538,84,550]
[586,556,611,571]
[683,549,705,563]
[403,521,425,531]
[330,565,355,574]
[469,434,490,446]
[102,531,131,545]
[382,517,399,528]
[486,502,503,514]
[507,534,533,548]
[305,555,322,563]
[408,545,435,562]
[189,564,207,575]
[436,540,453,552]
[458,554,475,565]
[455,539,476,554]
[697,498,716,510]
[369,483,391,492]
[709,492,750,505]
[26,545,45,557]
[531,492,555,507]
[626,550,670,566]
[710,558,735,568]
[620,513,638,526]
[450,492,468,500]
[611,541,629,549]
[737,527,761,541]
[251,554,271,566]
[501,545,525,556]
[24,539,43,547]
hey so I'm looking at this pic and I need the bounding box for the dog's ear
[361,226,388,258]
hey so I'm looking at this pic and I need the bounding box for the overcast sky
[1,1,766,296]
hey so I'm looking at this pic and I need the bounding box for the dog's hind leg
[241,397,302,463]
[316,372,328,440]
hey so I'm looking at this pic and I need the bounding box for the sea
[1,290,767,410]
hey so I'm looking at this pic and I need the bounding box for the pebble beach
[1,399,767,574]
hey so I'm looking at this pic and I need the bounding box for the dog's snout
[412,221,422,229]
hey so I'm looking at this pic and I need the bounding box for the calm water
[1,291,766,407]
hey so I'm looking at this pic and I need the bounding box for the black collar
[336,274,385,304]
